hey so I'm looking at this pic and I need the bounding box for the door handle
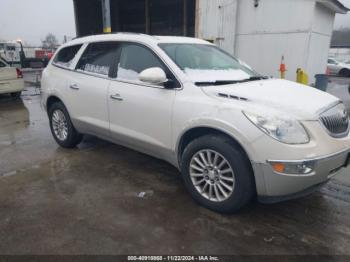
[69,84,79,90]
[110,94,123,101]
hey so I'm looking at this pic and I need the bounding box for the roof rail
[72,32,153,40]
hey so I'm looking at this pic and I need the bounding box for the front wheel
[48,102,83,148]
[181,135,256,213]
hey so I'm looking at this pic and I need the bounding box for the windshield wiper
[245,76,269,81]
[195,80,240,86]
[195,76,268,86]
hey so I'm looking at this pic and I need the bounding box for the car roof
[64,33,212,48]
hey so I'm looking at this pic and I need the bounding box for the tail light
[326,67,331,75]
[16,68,23,78]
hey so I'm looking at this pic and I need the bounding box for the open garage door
[74,0,196,37]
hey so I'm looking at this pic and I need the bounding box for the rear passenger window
[0,61,6,67]
[53,44,82,68]
[76,42,119,76]
[117,44,166,81]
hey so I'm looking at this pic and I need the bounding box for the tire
[339,69,350,77]
[48,102,83,148]
[181,135,256,213]
[10,91,22,98]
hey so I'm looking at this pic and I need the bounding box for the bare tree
[42,33,59,50]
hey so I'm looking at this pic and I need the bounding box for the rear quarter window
[53,44,83,68]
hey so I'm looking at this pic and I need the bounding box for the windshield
[6,45,16,51]
[159,43,261,84]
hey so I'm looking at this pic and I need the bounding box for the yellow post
[296,68,309,85]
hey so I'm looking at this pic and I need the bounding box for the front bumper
[253,147,350,201]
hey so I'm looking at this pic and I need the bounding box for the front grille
[320,104,349,138]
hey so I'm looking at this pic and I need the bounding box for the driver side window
[117,44,166,82]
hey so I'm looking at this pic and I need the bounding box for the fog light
[269,161,315,175]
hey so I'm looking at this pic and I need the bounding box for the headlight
[243,111,310,144]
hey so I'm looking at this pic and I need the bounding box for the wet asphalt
[1,78,350,255]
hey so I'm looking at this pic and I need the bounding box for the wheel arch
[177,126,253,169]
[176,126,258,199]
[339,68,350,76]
[46,95,64,112]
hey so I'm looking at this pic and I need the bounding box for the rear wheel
[10,91,21,98]
[181,135,256,213]
[48,102,83,148]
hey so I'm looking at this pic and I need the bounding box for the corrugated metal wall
[232,0,335,82]
[197,0,237,54]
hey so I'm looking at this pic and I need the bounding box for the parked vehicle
[41,34,350,213]
[327,58,350,77]
[0,57,24,98]
[0,42,20,64]
[0,42,20,63]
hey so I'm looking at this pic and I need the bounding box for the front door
[108,43,178,157]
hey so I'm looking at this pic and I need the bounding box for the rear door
[63,42,119,137]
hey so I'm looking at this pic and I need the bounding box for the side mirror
[139,67,168,85]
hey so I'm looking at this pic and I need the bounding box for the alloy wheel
[189,149,235,202]
[52,109,68,141]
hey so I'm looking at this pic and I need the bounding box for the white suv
[41,33,350,213]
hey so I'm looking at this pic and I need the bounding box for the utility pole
[102,0,111,33]
[16,40,25,69]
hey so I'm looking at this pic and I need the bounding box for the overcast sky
[335,0,350,28]
[0,0,76,46]
[0,0,349,46]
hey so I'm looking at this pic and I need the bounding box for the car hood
[201,79,340,120]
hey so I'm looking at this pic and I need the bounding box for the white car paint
[327,58,350,76]
[0,58,24,95]
[0,42,20,64]
[41,33,350,202]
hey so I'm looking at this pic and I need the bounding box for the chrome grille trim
[319,103,349,138]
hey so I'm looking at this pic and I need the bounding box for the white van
[0,42,20,64]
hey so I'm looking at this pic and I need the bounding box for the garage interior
[73,0,196,37]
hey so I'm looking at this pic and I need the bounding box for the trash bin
[315,74,329,92]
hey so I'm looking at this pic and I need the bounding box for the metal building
[73,0,349,83]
